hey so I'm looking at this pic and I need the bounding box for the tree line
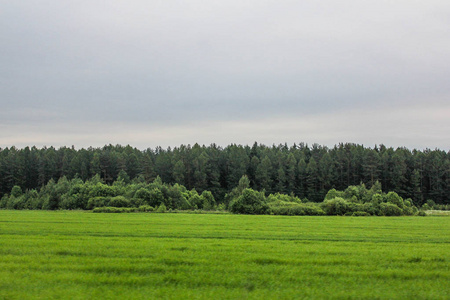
[1,174,426,216]
[0,142,448,205]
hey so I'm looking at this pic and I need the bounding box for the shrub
[165,185,190,209]
[385,192,404,208]
[321,198,351,215]
[134,188,151,202]
[66,184,89,209]
[7,196,26,210]
[268,202,326,216]
[403,206,415,216]
[189,194,203,209]
[88,183,116,198]
[360,203,376,215]
[404,198,413,207]
[324,188,344,200]
[109,196,130,208]
[379,202,403,216]
[92,207,136,213]
[269,203,325,216]
[138,205,154,212]
[148,188,165,207]
[29,196,45,210]
[352,211,371,216]
[301,204,326,216]
[21,189,39,210]
[268,200,301,208]
[229,189,268,214]
[130,197,144,208]
[216,203,226,211]
[426,199,436,209]
[371,193,383,205]
[41,195,60,210]
[87,197,111,210]
[201,191,216,210]
[10,186,23,198]
[432,204,450,211]
[0,195,8,209]
[156,203,167,213]
[267,193,302,204]
[60,195,77,210]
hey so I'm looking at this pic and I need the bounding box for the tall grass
[0,211,449,299]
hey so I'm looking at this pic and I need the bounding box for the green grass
[0,211,449,299]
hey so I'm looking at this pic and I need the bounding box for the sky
[1,1,449,150]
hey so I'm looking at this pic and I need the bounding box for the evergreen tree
[285,153,297,194]
[255,156,272,192]
[306,157,320,201]
[297,157,307,198]
[410,169,422,206]
[363,150,380,187]
[276,167,287,193]
[172,160,186,186]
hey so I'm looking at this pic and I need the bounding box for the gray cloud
[1,1,450,149]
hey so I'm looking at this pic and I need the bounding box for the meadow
[0,211,449,299]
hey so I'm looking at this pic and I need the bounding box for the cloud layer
[1,1,449,149]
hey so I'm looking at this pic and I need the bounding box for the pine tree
[285,153,297,194]
[173,160,186,186]
[255,156,272,192]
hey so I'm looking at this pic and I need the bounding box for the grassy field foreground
[0,211,449,299]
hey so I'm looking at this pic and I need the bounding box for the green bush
[92,207,136,213]
[321,198,351,215]
[216,203,226,211]
[87,197,111,210]
[138,205,154,212]
[109,196,130,208]
[385,192,404,209]
[148,188,165,207]
[189,193,203,209]
[60,195,79,210]
[130,197,144,208]
[28,196,45,210]
[229,189,268,214]
[134,188,151,202]
[379,202,403,216]
[402,206,416,216]
[156,203,167,213]
[269,203,325,216]
[165,185,190,210]
[41,195,60,210]
[201,190,216,210]
[267,193,302,204]
[88,183,117,198]
[301,204,326,216]
[0,195,8,209]
[324,188,344,200]
[432,204,450,211]
[10,186,23,198]
[352,211,371,216]
[7,196,26,210]
[426,199,436,209]
[371,193,383,205]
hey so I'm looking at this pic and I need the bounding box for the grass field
[0,211,449,299]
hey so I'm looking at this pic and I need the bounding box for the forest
[0,142,448,207]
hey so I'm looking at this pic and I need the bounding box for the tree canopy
[0,143,448,205]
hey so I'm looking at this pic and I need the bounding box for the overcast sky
[1,1,449,150]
